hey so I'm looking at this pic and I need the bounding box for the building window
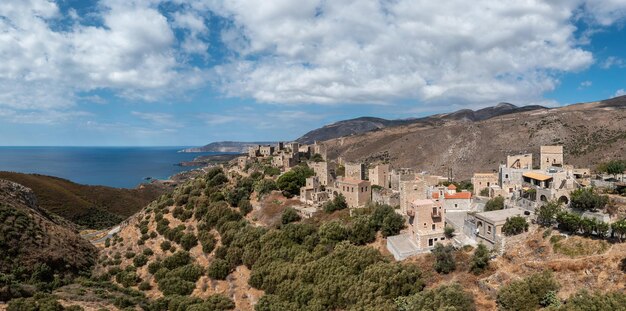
[434,238,438,242]
[441,237,445,240]
[454,204,458,208]
[428,239,433,246]
[432,224,436,231]
[423,223,427,228]
[487,225,492,234]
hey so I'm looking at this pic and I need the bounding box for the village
[236,141,626,261]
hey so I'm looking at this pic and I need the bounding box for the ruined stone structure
[368,164,390,188]
[310,161,335,186]
[506,153,533,169]
[300,176,329,206]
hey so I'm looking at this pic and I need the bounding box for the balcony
[431,208,441,218]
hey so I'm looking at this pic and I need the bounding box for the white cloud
[1,0,626,119]
[615,89,626,98]
[207,0,626,106]
[131,111,182,128]
[0,0,205,114]
[579,80,593,88]
[601,56,625,69]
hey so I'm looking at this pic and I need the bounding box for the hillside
[0,179,97,301]
[295,103,545,144]
[0,172,167,229]
[324,96,626,179]
[180,141,277,153]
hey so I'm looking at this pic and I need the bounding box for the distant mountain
[323,95,626,180]
[295,103,545,144]
[0,172,167,229]
[180,141,276,153]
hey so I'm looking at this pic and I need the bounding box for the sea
[0,146,226,188]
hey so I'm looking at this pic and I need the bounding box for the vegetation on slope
[0,179,97,302]
[0,172,166,229]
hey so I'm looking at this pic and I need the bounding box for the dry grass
[550,235,610,257]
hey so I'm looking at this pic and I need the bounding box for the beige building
[300,176,329,206]
[369,164,390,188]
[473,207,527,249]
[312,142,328,160]
[332,178,371,208]
[540,145,563,170]
[430,185,473,211]
[248,146,260,158]
[471,173,498,196]
[399,178,428,215]
[507,153,533,169]
[345,162,366,180]
[407,199,447,249]
[259,145,275,157]
[310,161,335,186]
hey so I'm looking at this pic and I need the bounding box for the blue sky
[0,0,625,146]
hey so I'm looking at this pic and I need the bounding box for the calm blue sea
[0,147,224,188]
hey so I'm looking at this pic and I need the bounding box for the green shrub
[180,233,198,251]
[349,216,376,245]
[158,277,196,296]
[133,254,149,267]
[497,270,560,311]
[432,243,456,274]
[207,259,231,280]
[396,283,475,311]
[485,196,504,211]
[162,251,191,270]
[502,216,529,236]
[160,240,172,252]
[138,281,152,291]
[281,207,301,225]
[469,244,490,275]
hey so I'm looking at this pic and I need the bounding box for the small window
[434,238,438,242]
[487,225,492,234]
[428,239,433,246]
[423,223,427,228]
[454,204,458,208]
[432,224,436,230]
[441,237,445,240]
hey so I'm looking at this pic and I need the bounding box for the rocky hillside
[180,141,276,153]
[325,96,626,179]
[0,179,97,301]
[295,103,545,144]
[0,172,167,229]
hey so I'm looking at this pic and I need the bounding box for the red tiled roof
[445,192,472,199]
[447,184,457,190]
[432,192,440,199]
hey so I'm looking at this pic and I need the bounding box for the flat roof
[476,207,525,223]
[522,172,553,181]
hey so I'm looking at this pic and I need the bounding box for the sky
[0,0,625,146]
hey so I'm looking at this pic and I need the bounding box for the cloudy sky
[1,0,625,146]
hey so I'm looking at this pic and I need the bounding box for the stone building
[345,162,366,180]
[248,146,260,158]
[399,178,427,215]
[471,173,498,196]
[237,156,251,170]
[391,168,415,191]
[332,178,371,208]
[430,184,473,211]
[368,164,390,188]
[310,161,335,186]
[312,141,328,160]
[471,207,527,249]
[300,176,329,206]
[540,145,563,170]
[372,187,400,207]
[506,153,533,169]
[406,199,447,249]
[259,145,275,157]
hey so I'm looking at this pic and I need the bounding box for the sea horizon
[0,146,228,188]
